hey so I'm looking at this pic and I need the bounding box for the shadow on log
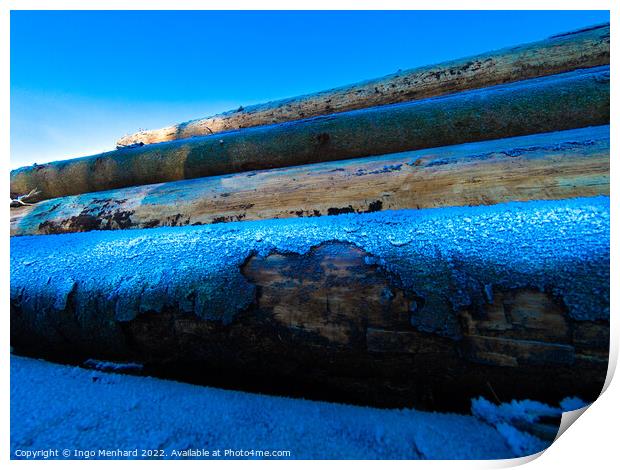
[10,197,609,410]
[11,66,610,202]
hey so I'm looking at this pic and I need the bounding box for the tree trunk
[10,126,610,237]
[10,197,609,409]
[11,66,610,203]
[116,23,610,147]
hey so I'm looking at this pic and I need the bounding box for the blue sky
[11,10,609,168]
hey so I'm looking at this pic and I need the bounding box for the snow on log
[10,126,610,237]
[116,23,610,147]
[10,66,610,203]
[10,197,610,408]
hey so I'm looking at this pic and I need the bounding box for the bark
[10,126,610,237]
[116,23,610,147]
[11,66,610,203]
[11,197,610,408]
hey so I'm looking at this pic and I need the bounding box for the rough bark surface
[10,126,610,237]
[116,23,610,147]
[10,197,610,408]
[11,67,610,203]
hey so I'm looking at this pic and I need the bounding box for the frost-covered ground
[11,355,520,460]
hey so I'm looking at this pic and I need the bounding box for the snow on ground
[11,355,517,460]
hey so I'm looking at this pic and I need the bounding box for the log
[116,23,610,147]
[10,126,610,237]
[11,66,610,203]
[11,197,610,409]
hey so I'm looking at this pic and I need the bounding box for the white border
[1,2,616,468]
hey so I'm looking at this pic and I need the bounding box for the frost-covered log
[10,197,610,408]
[11,66,610,203]
[10,126,610,236]
[116,23,610,147]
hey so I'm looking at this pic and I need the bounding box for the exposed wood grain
[116,23,610,147]
[10,199,609,408]
[11,66,610,203]
[11,126,609,237]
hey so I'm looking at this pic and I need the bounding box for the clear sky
[11,10,609,169]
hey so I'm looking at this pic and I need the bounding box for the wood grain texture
[116,23,610,147]
[11,67,610,203]
[11,126,610,237]
[10,198,610,408]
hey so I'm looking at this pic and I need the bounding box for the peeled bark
[10,197,610,408]
[116,23,610,147]
[11,66,610,203]
[10,126,610,237]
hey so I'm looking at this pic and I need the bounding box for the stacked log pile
[10,23,610,410]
